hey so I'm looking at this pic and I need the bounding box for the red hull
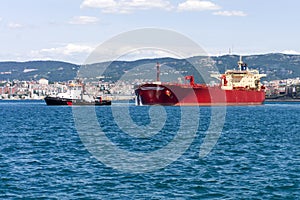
[135,83,265,106]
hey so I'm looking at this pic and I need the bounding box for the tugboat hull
[44,96,111,106]
[44,96,70,105]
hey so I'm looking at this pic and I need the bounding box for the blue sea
[0,100,299,199]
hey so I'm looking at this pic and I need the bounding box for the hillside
[0,61,79,82]
[1,53,300,82]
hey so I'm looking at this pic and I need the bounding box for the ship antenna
[156,62,160,82]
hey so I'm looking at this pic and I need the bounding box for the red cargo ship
[135,57,266,106]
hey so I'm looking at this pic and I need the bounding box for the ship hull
[135,83,265,106]
[44,96,111,106]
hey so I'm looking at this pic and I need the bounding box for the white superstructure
[54,83,94,102]
[212,56,266,90]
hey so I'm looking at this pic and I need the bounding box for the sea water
[0,100,299,199]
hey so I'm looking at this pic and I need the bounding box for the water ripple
[0,101,299,199]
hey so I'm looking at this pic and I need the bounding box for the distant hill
[1,53,300,82]
[0,61,79,82]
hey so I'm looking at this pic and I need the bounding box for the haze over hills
[0,53,300,82]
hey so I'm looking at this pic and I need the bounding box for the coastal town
[1,77,300,101]
[0,78,138,100]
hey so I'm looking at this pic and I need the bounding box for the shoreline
[265,98,300,102]
[265,97,300,102]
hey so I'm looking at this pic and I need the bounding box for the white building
[39,78,49,85]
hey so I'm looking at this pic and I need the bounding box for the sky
[0,0,299,64]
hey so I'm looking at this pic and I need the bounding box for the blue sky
[0,0,299,63]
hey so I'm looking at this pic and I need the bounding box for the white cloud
[177,0,220,11]
[80,0,251,16]
[80,0,117,9]
[282,50,300,55]
[69,16,99,24]
[213,10,247,17]
[81,0,172,13]
[118,49,181,61]
[40,44,94,55]
[28,43,96,63]
[8,22,24,29]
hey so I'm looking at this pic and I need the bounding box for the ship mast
[238,55,243,71]
[238,55,248,71]
[156,62,160,82]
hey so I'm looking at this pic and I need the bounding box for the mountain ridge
[1,53,300,82]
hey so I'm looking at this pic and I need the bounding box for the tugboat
[135,56,267,106]
[44,82,111,106]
